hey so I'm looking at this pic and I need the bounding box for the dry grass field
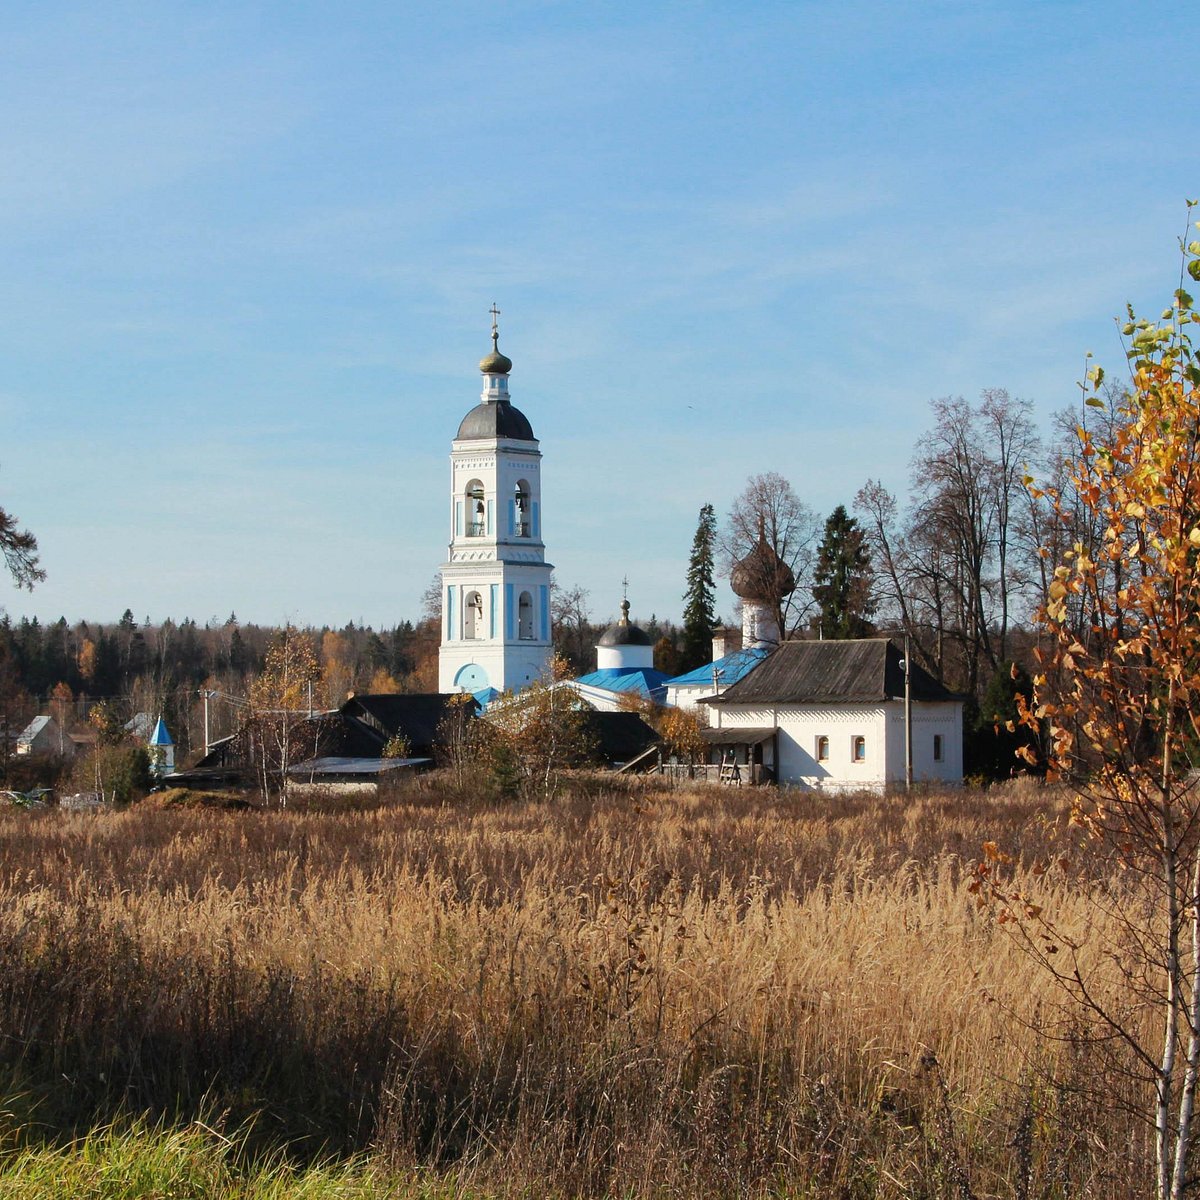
[0,777,1154,1197]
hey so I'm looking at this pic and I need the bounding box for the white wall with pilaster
[438,375,553,694]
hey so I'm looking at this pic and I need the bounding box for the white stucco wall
[665,684,718,718]
[884,701,964,785]
[709,700,963,791]
[596,642,654,671]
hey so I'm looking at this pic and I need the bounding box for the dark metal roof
[701,727,777,746]
[340,693,480,756]
[706,639,960,705]
[579,710,661,766]
[456,400,535,441]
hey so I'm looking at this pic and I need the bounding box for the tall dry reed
[0,778,1151,1197]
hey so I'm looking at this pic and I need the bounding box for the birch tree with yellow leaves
[245,625,321,806]
[982,207,1200,1200]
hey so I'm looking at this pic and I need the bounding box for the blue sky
[1,1,1195,631]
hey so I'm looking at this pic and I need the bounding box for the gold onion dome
[479,330,512,375]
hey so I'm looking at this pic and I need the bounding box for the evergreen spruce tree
[680,503,717,672]
[811,505,875,639]
[966,660,1042,780]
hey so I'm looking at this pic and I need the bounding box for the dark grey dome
[456,401,535,441]
[598,599,653,647]
[598,621,654,648]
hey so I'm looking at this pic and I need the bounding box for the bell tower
[438,309,554,694]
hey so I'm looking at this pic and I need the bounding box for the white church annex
[438,310,553,695]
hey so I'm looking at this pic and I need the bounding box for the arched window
[518,591,534,640]
[815,735,829,762]
[465,480,485,537]
[464,590,484,639]
[852,735,866,762]
[514,480,530,537]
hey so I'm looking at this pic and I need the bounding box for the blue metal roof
[148,717,174,746]
[575,667,670,705]
[473,686,502,708]
[665,646,770,688]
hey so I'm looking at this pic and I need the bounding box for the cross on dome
[479,304,512,375]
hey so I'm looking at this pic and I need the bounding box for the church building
[571,593,671,710]
[438,312,553,694]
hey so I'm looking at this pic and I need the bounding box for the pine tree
[0,498,43,589]
[811,505,874,639]
[680,504,717,672]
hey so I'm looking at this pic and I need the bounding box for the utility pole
[200,689,211,757]
[903,635,913,792]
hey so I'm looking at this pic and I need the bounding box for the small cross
[489,303,501,341]
[622,575,628,602]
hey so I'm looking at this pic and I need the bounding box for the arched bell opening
[518,591,534,640]
[465,479,485,537]
[514,480,530,538]
[464,590,484,639]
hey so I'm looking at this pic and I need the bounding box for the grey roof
[125,712,154,739]
[706,638,960,705]
[702,727,777,745]
[287,756,430,777]
[456,400,535,441]
[17,716,51,744]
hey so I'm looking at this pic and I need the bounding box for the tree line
[671,386,1128,715]
[0,609,441,772]
[0,377,1139,780]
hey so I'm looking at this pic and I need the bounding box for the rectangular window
[933,734,943,763]
[852,735,866,762]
